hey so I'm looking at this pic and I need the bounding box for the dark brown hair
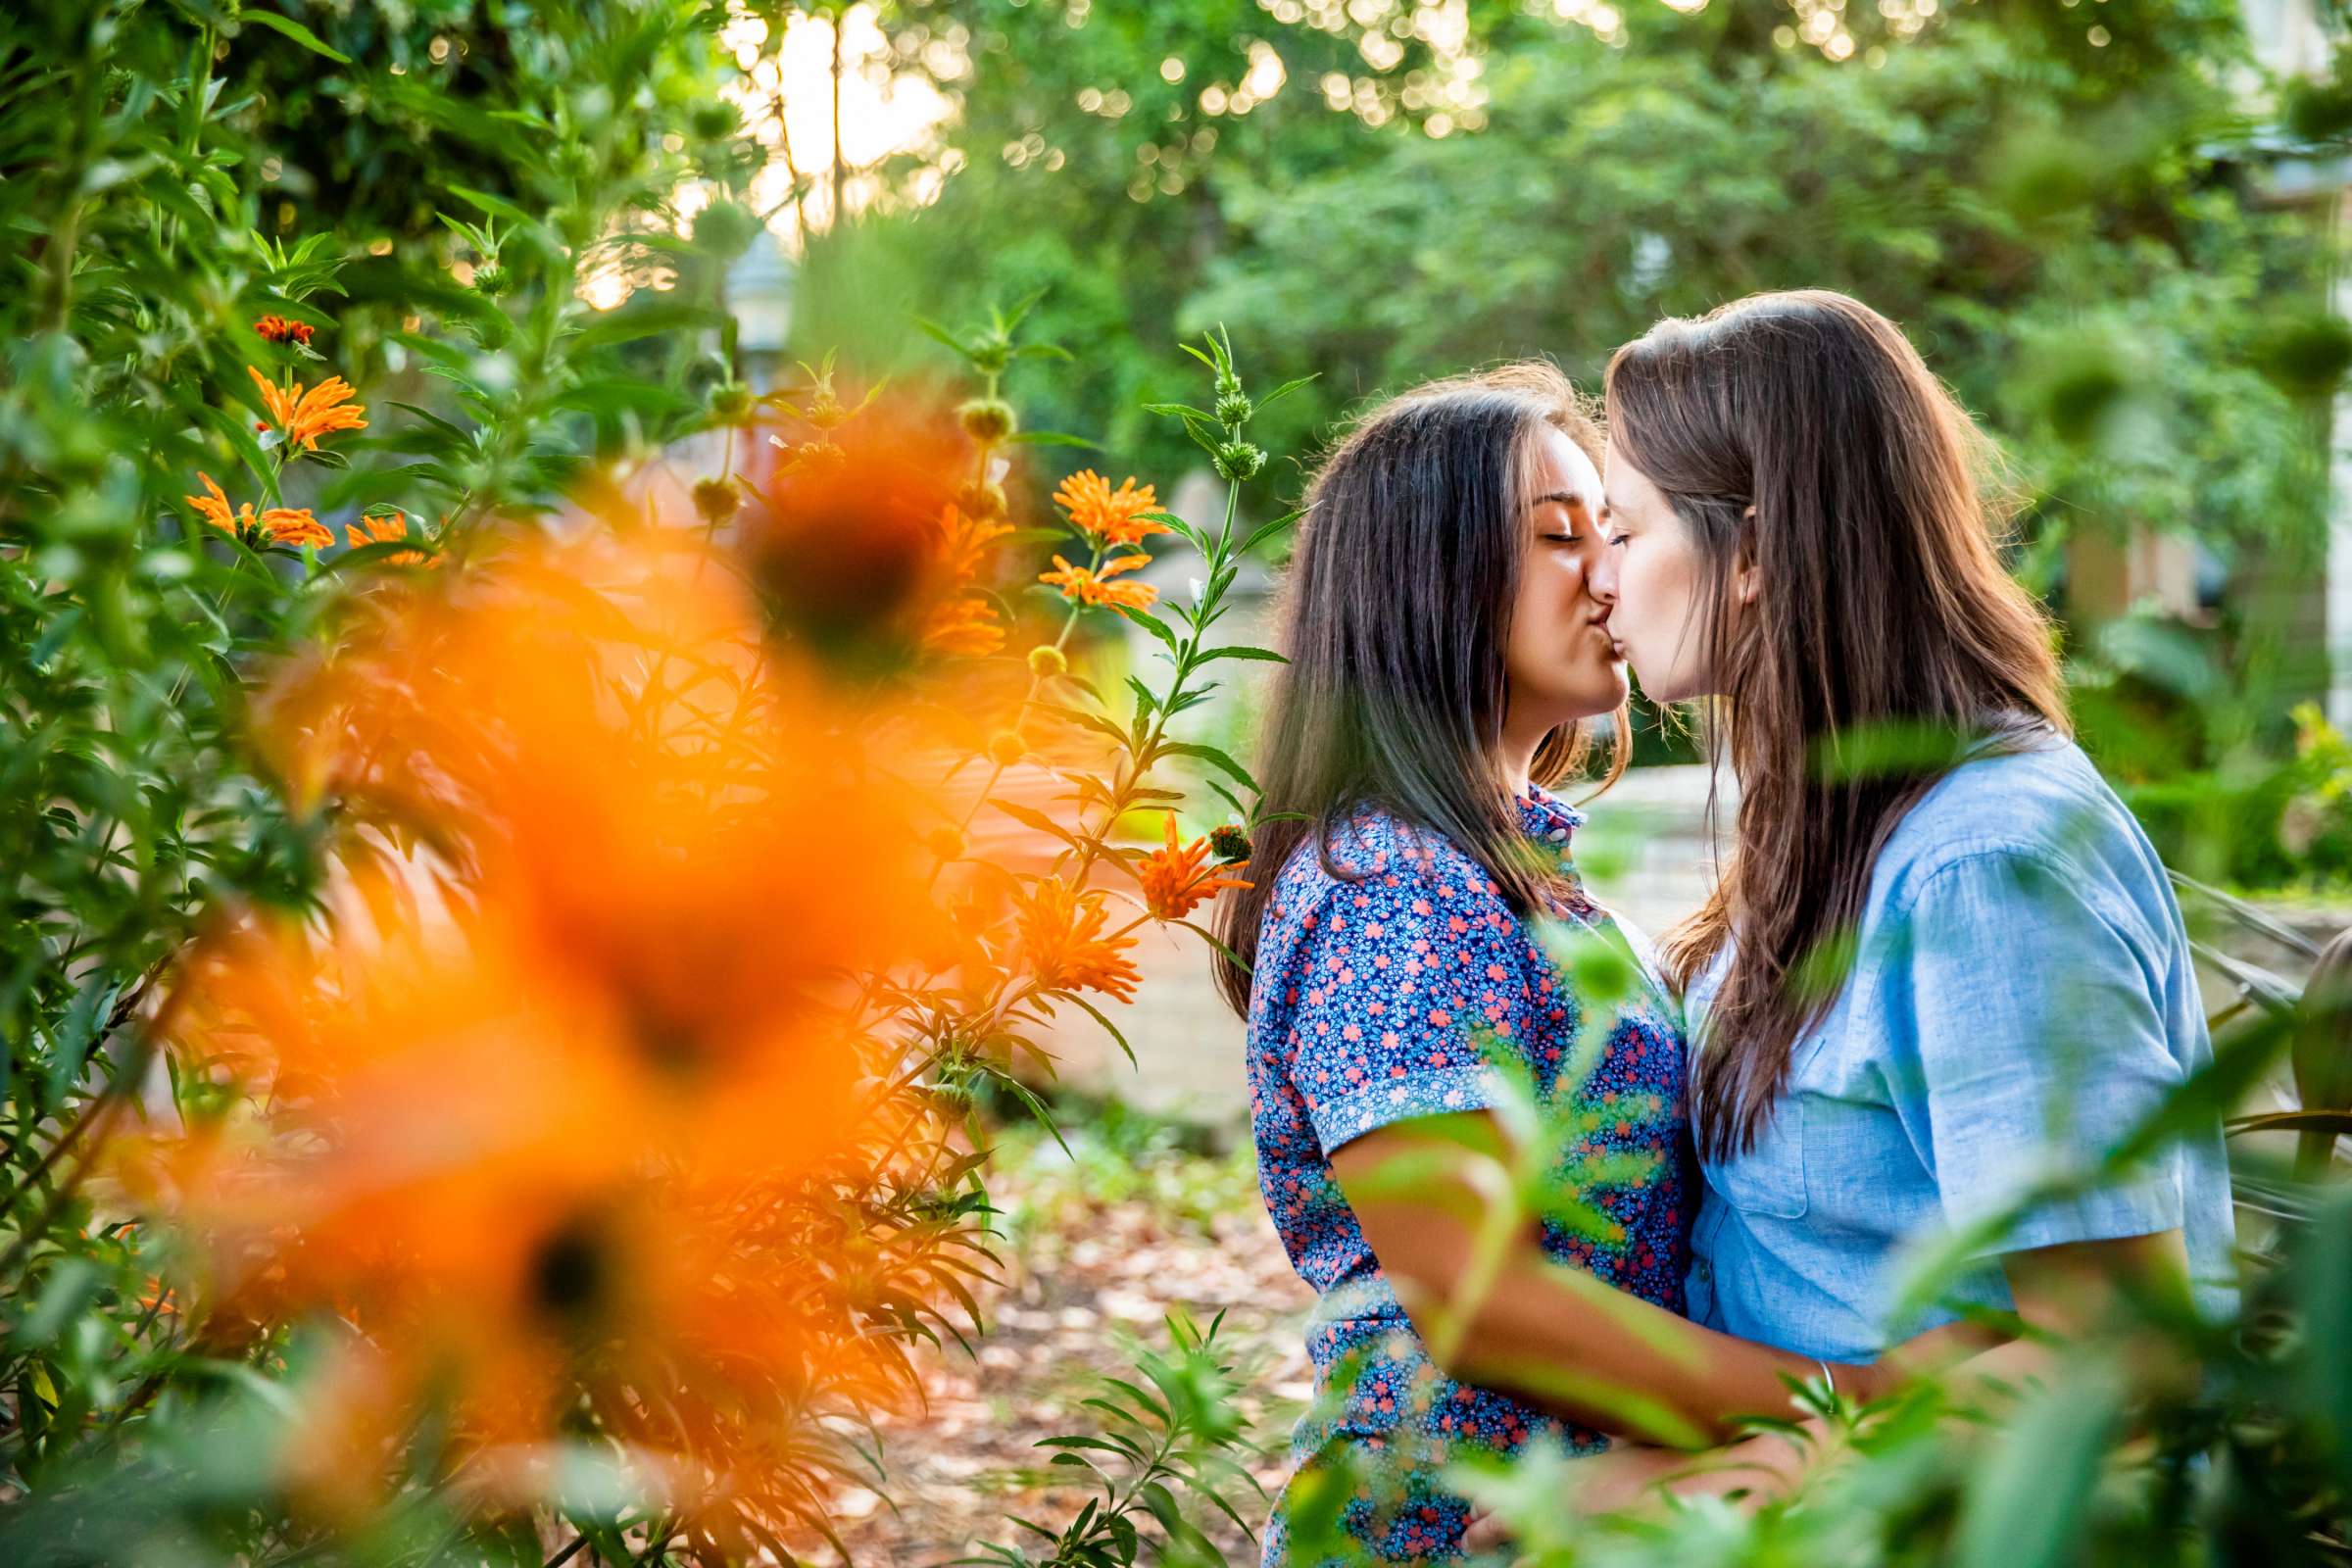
[1603,290,2067,1159]
[1211,363,1628,1019]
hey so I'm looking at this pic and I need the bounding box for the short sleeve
[1889,849,2188,1254]
[1281,858,1540,1154]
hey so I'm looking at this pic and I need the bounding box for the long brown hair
[1604,290,2067,1160]
[1212,363,1629,1019]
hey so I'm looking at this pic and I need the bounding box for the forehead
[1525,424,1601,500]
[1599,435,1663,510]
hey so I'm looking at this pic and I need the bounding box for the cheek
[1626,548,1693,640]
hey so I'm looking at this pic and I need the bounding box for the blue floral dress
[1245,788,1690,1566]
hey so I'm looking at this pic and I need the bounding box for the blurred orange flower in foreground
[1014,876,1142,1004]
[1040,551,1157,612]
[1053,468,1166,548]
[113,525,948,1550]
[1136,812,1252,921]
[247,364,368,452]
[922,593,1005,656]
[744,390,976,656]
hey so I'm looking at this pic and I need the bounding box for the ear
[1733,504,1762,607]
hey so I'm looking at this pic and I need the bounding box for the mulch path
[810,1128,1316,1566]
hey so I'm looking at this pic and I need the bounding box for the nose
[1587,542,1619,609]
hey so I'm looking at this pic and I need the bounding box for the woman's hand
[1843,1317,2011,1402]
[1459,1444,1693,1557]
[1460,1432,1818,1557]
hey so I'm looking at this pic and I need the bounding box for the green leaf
[239,10,354,63]
[1166,742,1260,795]
[912,315,970,357]
[1198,645,1286,664]
[573,300,723,351]
[1128,610,1182,658]
[2228,1108,2352,1137]
[1953,1360,2125,1568]
[1242,507,1307,557]
[12,1258,101,1349]
[1005,429,1100,450]
[2304,1185,2352,1494]
[447,184,538,228]
[1060,992,1134,1068]
[1255,373,1319,412]
[987,796,1086,853]
[1139,510,1203,551]
[1028,701,1133,749]
[197,406,282,503]
[1176,919,1250,974]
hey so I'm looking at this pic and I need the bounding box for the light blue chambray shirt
[1685,733,2238,1361]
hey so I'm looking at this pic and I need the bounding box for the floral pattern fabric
[1244,789,1691,1566]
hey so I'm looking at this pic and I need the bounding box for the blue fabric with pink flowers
[1245,788,1691,1566]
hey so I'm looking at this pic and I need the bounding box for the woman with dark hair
[1215,364,1936,1565]
[1589,289,2234,1485]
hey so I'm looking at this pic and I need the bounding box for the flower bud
[1213,440,1265,482]
[709,381,756,423]
[957,397,1018,445]
[1215,390,1253,426]
[986,729,1026,767]
[694,199,762,261]
[956,477,1009,519]
[691,477,740,524]
[472,264,512,297]
[1209,823,1251,863]
[689,102,742,140]
[925,826,966,861]
[805,388,849,430]
[1027,645,1069,678]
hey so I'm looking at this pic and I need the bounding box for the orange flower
[247,364,368,452]
[1039,552,1157,612]
[1015,876,1142,1004]
[183,472,333,549]
[938,504,1013,585]
[344,512,434,567]
[119,529,950,1540]
[255,315,316,345]
[1135,812,1252,921]
[922,595,1004,657]
[1054,469,1167,548]
[743,389,965,649]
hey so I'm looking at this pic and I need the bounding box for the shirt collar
[1514,782,1586,843]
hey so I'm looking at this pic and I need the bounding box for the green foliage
[0,1,766,1560]
[964,1310,1265,1568]
[6,1,2352,1564]
[840,0,2325,580]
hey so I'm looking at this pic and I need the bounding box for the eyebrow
[1528,490,1585,511]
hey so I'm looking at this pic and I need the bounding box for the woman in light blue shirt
[1588,291,2236,1456]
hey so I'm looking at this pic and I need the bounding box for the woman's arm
[1329,1108,1907,1446]
[1611,1228,2194,1503]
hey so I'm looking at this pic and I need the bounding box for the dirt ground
[813,1116,1316,1567]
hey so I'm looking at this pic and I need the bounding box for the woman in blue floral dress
[1211,366,1899,1565]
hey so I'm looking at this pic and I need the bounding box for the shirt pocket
[1699,1095,1808,1219]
